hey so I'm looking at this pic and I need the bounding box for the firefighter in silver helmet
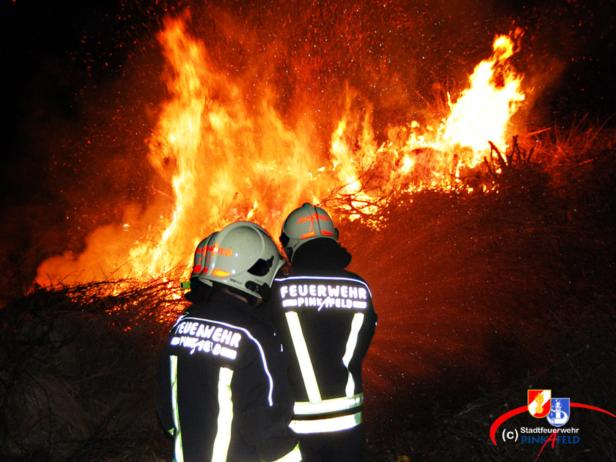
[267,203,377,461]
[156,221,302,462]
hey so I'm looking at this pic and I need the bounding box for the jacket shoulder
[340,269,370,286]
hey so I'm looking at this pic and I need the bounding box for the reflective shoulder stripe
[289,412,362,434]
[285,311,322,402]
[181,316,275,406]
[342,313,365,397]
[272,443,302,462]
[171,313,187,329]
[294,393,363,415]
[170,355,184,462]
[274,275,373,297]
[211,367,234,462]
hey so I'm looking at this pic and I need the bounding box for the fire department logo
[546,398,571,427]
[528,389,551,418]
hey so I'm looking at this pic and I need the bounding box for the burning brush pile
[2,4,616,462]
[32,16,530,285]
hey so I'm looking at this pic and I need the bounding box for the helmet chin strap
[244,281,271,302]
[258,283,271,302]
[220,285,250,304]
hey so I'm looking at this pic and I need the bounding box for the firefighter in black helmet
[156,222,301,462]
[267,204,377,461]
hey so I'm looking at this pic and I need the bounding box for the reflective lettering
[229,333,242,348]
[278,281,370,311]
[171,320,242,360]
[203,324,216,338]
[212,327,223,342]
[220,329,232,345]
[220,347,237,360]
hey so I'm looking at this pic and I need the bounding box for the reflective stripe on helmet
[281,203,339,258]
[211,367,234,462]
[289,412,362,434]
[170,355,184,462]
[198,221,283,299]
[285,311,322,402]
[272,443,302,462]
[343,313,365,397]
[294,393,364,415]
[211,268,230,277]
[191,232,218,279]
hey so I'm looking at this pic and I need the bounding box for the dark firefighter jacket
[267,239,377,435]
[156,288,300,462]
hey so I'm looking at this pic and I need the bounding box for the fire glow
[36,16,526,286]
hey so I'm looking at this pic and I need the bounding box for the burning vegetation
[2,1,616,461]
[34,14,529,285]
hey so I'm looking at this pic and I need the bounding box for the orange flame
[35,18,526,286]
[328,29,525,214]
[442,31,525,160]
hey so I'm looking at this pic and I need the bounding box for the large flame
[328,28,525,216]
[35,17,525,285]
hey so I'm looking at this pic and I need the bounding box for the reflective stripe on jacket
[269,270,377,434]
[156,290,298,461]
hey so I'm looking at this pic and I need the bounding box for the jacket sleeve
[235,327,298,461]
[348,299,377,386]
[154,343,175,436]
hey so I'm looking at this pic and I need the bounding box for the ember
[35,15,528,286]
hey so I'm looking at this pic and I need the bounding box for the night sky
[1,0,615,301]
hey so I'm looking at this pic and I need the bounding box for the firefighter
[156,221,302,462]
[268,203,377,461]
